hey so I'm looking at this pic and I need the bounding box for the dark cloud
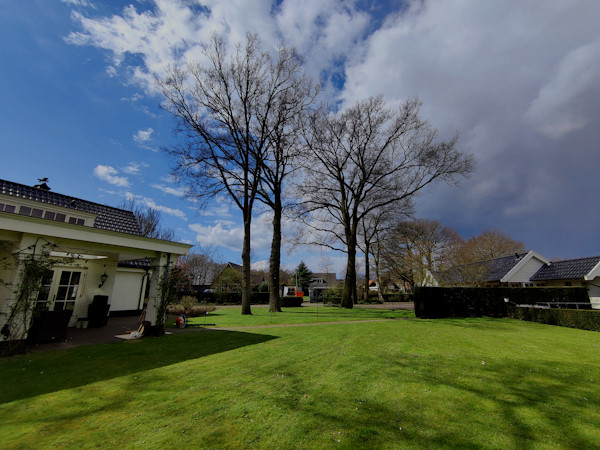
[342,0,600,258]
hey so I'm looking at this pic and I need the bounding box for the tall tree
[256,49,318,313]
[294,261,313,294]
[157,33,304,314]
[298,96,475,308]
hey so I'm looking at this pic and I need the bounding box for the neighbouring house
[368,279,401,292]
[431,250,600,309]
[309,272,337,289]
[0,178,191,342]
[434,251,550,287]
[530,256,600,308]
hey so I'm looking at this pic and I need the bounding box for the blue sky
[2,0,600,275]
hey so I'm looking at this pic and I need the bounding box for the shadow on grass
[256,356,599,448]
[0,330,277,404]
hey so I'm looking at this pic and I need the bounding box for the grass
[1,315,600,448]
[182,304,413,327]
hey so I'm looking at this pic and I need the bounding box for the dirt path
[209,317,412,331]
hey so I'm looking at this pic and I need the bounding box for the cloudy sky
[1,0,599,274]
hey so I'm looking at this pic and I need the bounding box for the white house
[530,256,600,309]
[0,179,191,341]
[434,251,550,287]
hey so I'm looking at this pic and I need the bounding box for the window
[4,204,15,213]
[31,208,43,218]
[44,211,56,220]
[53,271,81,311]
[35,270,54,312]
[18,206,31,216]
[565,281,572,287]
[55,213,66,222]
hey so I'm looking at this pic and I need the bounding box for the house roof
[0,179,141,235]
[440,253,529,284]
[531,256,600,281]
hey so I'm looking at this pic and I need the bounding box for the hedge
[281,296,303,307]
[197,292,302,306]
[414,286,590,319]
[509,306,600,332]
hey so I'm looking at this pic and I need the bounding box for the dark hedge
[281,296,303,307]
[414,287,590,319]
[509,306,600,332]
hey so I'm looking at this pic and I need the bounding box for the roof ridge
[0,178,131,213]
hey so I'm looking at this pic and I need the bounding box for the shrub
[383,292,413,303]
[414,287,590,319]
[180,295,197,312]
[166,304,185,315]
[510,306,600,332]
[322,285,342,305]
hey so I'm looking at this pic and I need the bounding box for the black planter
[27,309,73,344]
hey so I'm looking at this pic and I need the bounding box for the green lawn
[1,315,600,448]
[184,305,413,327]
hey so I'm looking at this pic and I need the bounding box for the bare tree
[121,199,175,241]
[459,229,526,262]
[177,246,222,290]
[256,50,318,312]
[157,33,305,314]
[298,96,475,308]
[381,219,460,290]
[358,205,411,301]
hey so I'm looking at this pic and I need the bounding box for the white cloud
[133,127,157,151]
[143,197,187,219]
[151,183,186,197]
[122,162,147,175]
[93,164,130,187]
[126,191,187,219]
[189,213,272,252]
[197,196,233,219]
[251,259,270,271]
[61,0,95,8]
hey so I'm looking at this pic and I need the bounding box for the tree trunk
[341,234,356,309]
[241,213,252,315]
[363,241,370,302]
[268,200,282,312]
[374,250,385,303]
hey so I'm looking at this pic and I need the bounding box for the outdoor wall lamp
[99,271,108,288]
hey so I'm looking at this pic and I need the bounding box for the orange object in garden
[295,291,304,297]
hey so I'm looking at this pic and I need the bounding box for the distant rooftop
[0,178,141,235]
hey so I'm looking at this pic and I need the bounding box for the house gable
[500,251,549,284]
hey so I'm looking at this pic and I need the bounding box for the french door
[36,269,86,323]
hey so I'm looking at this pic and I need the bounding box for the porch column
[144,252,174,326]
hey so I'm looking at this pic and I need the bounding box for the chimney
[33,178,51,191]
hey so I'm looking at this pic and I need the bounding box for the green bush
[510,306,600,332]
[383,292,413,302]
[322,285,342,305]
[414,287,590,319]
